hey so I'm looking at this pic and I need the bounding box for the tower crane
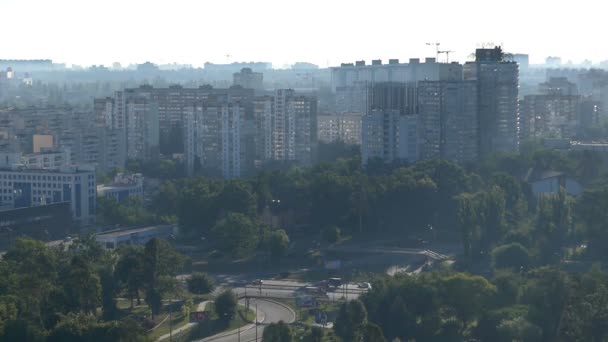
[438,50,455,63]
[426,42,441,60]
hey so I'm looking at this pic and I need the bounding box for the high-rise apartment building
[331,58,463,91]
[418,81,478,163]
[361,82,421,164]
[233,68,264,90]
[125,96,159,160]
[183,101,245,179]
[269,90,317,166]
[317,113,362,145]
[465,47,519,157]
[520,77,582,141]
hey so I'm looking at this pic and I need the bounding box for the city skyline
[1,0,606,68]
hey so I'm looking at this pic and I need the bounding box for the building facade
[464,47,519,157]
[317,113,362,145]
[418,80,478,163]
[0,166,96,224]
[233,68,264,90]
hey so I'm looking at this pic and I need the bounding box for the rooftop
[97,225,173,238]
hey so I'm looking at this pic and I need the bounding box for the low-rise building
[97,173,143,203]
[95,225,175,249]
[0,165,96,224]
[525,168,583,198]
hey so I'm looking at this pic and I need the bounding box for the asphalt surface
[233,280,366,302]
[196,299,295,342]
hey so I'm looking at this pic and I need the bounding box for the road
[233,280,366,302]
[196,299,295,342]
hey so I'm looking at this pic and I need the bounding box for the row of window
[0,174,76,181]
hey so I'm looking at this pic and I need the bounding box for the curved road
[197,299,295,342]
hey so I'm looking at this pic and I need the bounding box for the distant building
[525,168,583,198]
[361,82,420,164]
[335,82,369,114]
[97,173,143,203]
[0,166,96,224]
[183,102,245,179]
[512,54,529,71]
[33,134,54,153]
[233,68,264,90]
[317,113,362,145]
[362,109,418,164]
[465,47,519,157]
[330,58,463,91]
[520,78,581,140]
[271,90,318,166]
[0,149,71,170]
[96,225,175,249]
[418,80,478,163]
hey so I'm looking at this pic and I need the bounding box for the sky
[0,0,605,68]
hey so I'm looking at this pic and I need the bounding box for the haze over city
[1,0,605,67]
[3,1,608,341]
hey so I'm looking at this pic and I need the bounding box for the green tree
[269,229,290,259]
[145,288,163,320]
[262,320,293,342]
[212,213,259,258]
[215,290,237,323]
[323,226,341,244]
[62,255,101,314]
[441,273,497,331]
[306,326,324,342]
[491,243,531,271]
[561,285,608,342]
[114,246,145,308]
[187,272,214,295]
[357,322,386,342]
[334,300,368,342]
[522,267,572,341]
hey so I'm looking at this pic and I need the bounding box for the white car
[358,282,372,290]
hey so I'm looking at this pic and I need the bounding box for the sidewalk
[156,300,210,341]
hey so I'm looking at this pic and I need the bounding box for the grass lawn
[148,311,188,341]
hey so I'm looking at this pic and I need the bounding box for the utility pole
[255,301,258,341]
[169,298,172,342]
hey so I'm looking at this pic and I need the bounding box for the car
[358,282,372,290]
[252,279,264,286]
[63,236,73,242]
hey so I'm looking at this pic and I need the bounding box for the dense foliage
[0,237,186,341]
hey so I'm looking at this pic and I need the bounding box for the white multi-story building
[331,58,463,91]
[183,102,244,179]
[0,166,96,224]
[126,97,159,160]
[0,149,71,170]
[317,113,362,145]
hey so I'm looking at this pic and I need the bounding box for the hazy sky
[1,0,604,68]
